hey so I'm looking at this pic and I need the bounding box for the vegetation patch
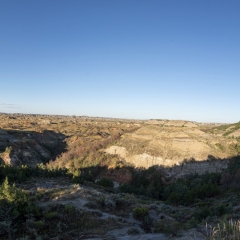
[133,207,149,220]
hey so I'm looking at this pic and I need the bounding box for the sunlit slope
[208,121,240,138]
[105,120,239,167]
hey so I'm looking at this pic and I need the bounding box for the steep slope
[0,128,66,166]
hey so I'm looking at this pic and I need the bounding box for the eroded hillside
[1,114,240,172]
[0,113,140,168]
[105,120,239,168]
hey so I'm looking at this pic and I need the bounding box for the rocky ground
[17,177,210,240]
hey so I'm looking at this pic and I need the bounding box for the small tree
[0,179,39,238]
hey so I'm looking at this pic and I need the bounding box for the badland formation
[0,113,240,239]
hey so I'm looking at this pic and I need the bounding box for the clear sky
[1,1,239,123]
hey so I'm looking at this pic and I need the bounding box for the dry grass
[0,113,141,167]
[207,219,240,240]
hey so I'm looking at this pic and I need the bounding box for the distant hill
[1,113,240,176]
[208,121,240,138]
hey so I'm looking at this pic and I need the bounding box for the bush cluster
[120,167,221,206]
[132,207,149,220]
[120,166,164,199]
[0,164,68,184]
[162,173,221,205]
[96,177,114,188]
[0,178,39,238]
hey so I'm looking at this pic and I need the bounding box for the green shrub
[186,217,200,229]
[43,211,57,219]
[215,143,224,151]
[119,167,164,198]
[195,206,211,220]
[133,207,149,220]
[0,177,31,218]
[64,204,75,213]
[34,220,44,228]
[195,203,231,221]
[162,173,221,205]
[96,178,114,188]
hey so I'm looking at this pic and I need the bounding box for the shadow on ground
[0,128,67,166]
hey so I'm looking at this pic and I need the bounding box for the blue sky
[0,1,239,123]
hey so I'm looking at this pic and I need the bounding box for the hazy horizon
[1,1,240,123]
[0,111,235,124]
